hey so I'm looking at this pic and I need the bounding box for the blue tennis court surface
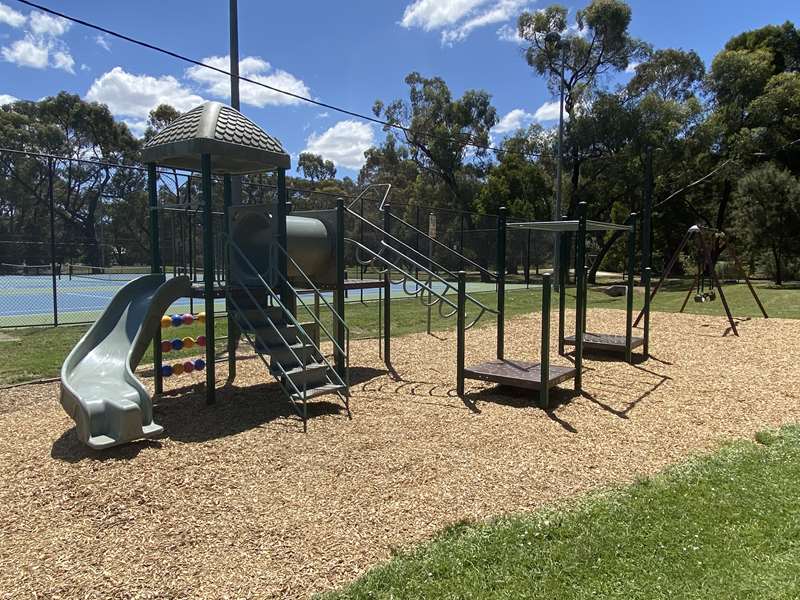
[0,273,516,327]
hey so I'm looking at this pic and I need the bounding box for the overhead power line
[14,0,550,161]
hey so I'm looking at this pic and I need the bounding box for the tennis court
[0,270,518,328]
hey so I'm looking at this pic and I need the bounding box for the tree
[297,152,337,181]
[372,72,497,211]
[517,0,649,215]
[733,163,800,284]
[144,104,182,141]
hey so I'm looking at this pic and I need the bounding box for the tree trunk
[772,245,783,285]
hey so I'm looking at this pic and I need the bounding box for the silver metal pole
[554,41,566,289]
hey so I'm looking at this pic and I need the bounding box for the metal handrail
[387,211,498,281]
[345,238,457,311]
[345,183,392,211]
[224,234,347,391]
[270,240,350,341]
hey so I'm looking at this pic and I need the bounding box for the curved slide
[60,274,192,449]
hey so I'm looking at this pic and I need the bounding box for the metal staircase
[224,233,349,431]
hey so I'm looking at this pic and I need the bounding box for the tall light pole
[546,31,567,287]
[229,0,242,204]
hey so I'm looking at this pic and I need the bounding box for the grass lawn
[1,280,797,386]
[323,426,800,599]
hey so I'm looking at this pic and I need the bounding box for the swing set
[633,224,768,336]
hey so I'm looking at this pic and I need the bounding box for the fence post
[456,271,466,397]
[48,158,58,327]
[525,229,531,288]
[558,215,568,356]
[496,206,507,360]
[540,273,551,409]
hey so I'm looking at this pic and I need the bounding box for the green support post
[335,197,346,379]
[276,169,290,308]
[625,212,637,364]
[148,163,163,395]
[496,206,507,360]
[456,271,466,398]
[574,202,587,392]
[540,273,552,409]
[223,175,238,382]
[383,203,391,369]
[201,154,215,404]
[558,213,568,356]
[643,267,651,359]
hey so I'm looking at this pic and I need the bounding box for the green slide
[59,274,191,449]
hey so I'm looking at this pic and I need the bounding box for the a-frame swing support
[633,225,768,335]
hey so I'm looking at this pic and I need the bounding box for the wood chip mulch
[1,309,798,599]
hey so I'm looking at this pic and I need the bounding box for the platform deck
[563,332,644,353]
[463,359,576,391]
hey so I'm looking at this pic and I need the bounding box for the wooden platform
[563,332,644,353]
[463,359,576,391]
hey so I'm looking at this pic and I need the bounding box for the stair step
[273,362,330,388]
[233,307,285,332]
[227,287,271,309]
[258,342,318,366]
[290,383,346,402]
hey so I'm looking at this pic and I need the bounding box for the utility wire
[14,0,550,161]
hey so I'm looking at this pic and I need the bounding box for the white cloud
[0,93,18,104]
[29,11,70,37]
[625,61,640,74]
[0,2,25,28]
[95,34,111,51]
[123,119,148,138]
[86,66,204,119]
[400,0,531,45]
[533,100,562,122]
[493,108,534,134]
[2,35,48,69]
[317,111,329,118]
[497,23,524,44]
[303,120,374,171]
[186,55,310,108]
[52,50,74,73]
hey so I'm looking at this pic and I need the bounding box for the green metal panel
[147,163,163,395]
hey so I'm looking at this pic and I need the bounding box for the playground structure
[457,202,652,408]
[54,102,671,449]
[57,102,501,449]
[634,224,768,336]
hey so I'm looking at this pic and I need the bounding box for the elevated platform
[563,332,644,353]
[463,359,576,391]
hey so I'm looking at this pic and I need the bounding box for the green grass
[323,426,800,599]
[1,280,797,386]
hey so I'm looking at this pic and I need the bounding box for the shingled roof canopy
[141,102,291,174]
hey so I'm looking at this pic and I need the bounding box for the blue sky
[0,0,797,177]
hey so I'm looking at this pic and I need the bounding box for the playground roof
[507,219,632,232]
[141,102,290,174]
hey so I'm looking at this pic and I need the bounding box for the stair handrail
[227,291,310,400]
[345,183,392,211]
[345,209,497,316]
[224,234,347,391]
[269,239,350,356]
[386,212,498,282]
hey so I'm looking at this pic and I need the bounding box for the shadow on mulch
[50,373,369,461]
[464,385,581,433]
[51,431,161,463]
